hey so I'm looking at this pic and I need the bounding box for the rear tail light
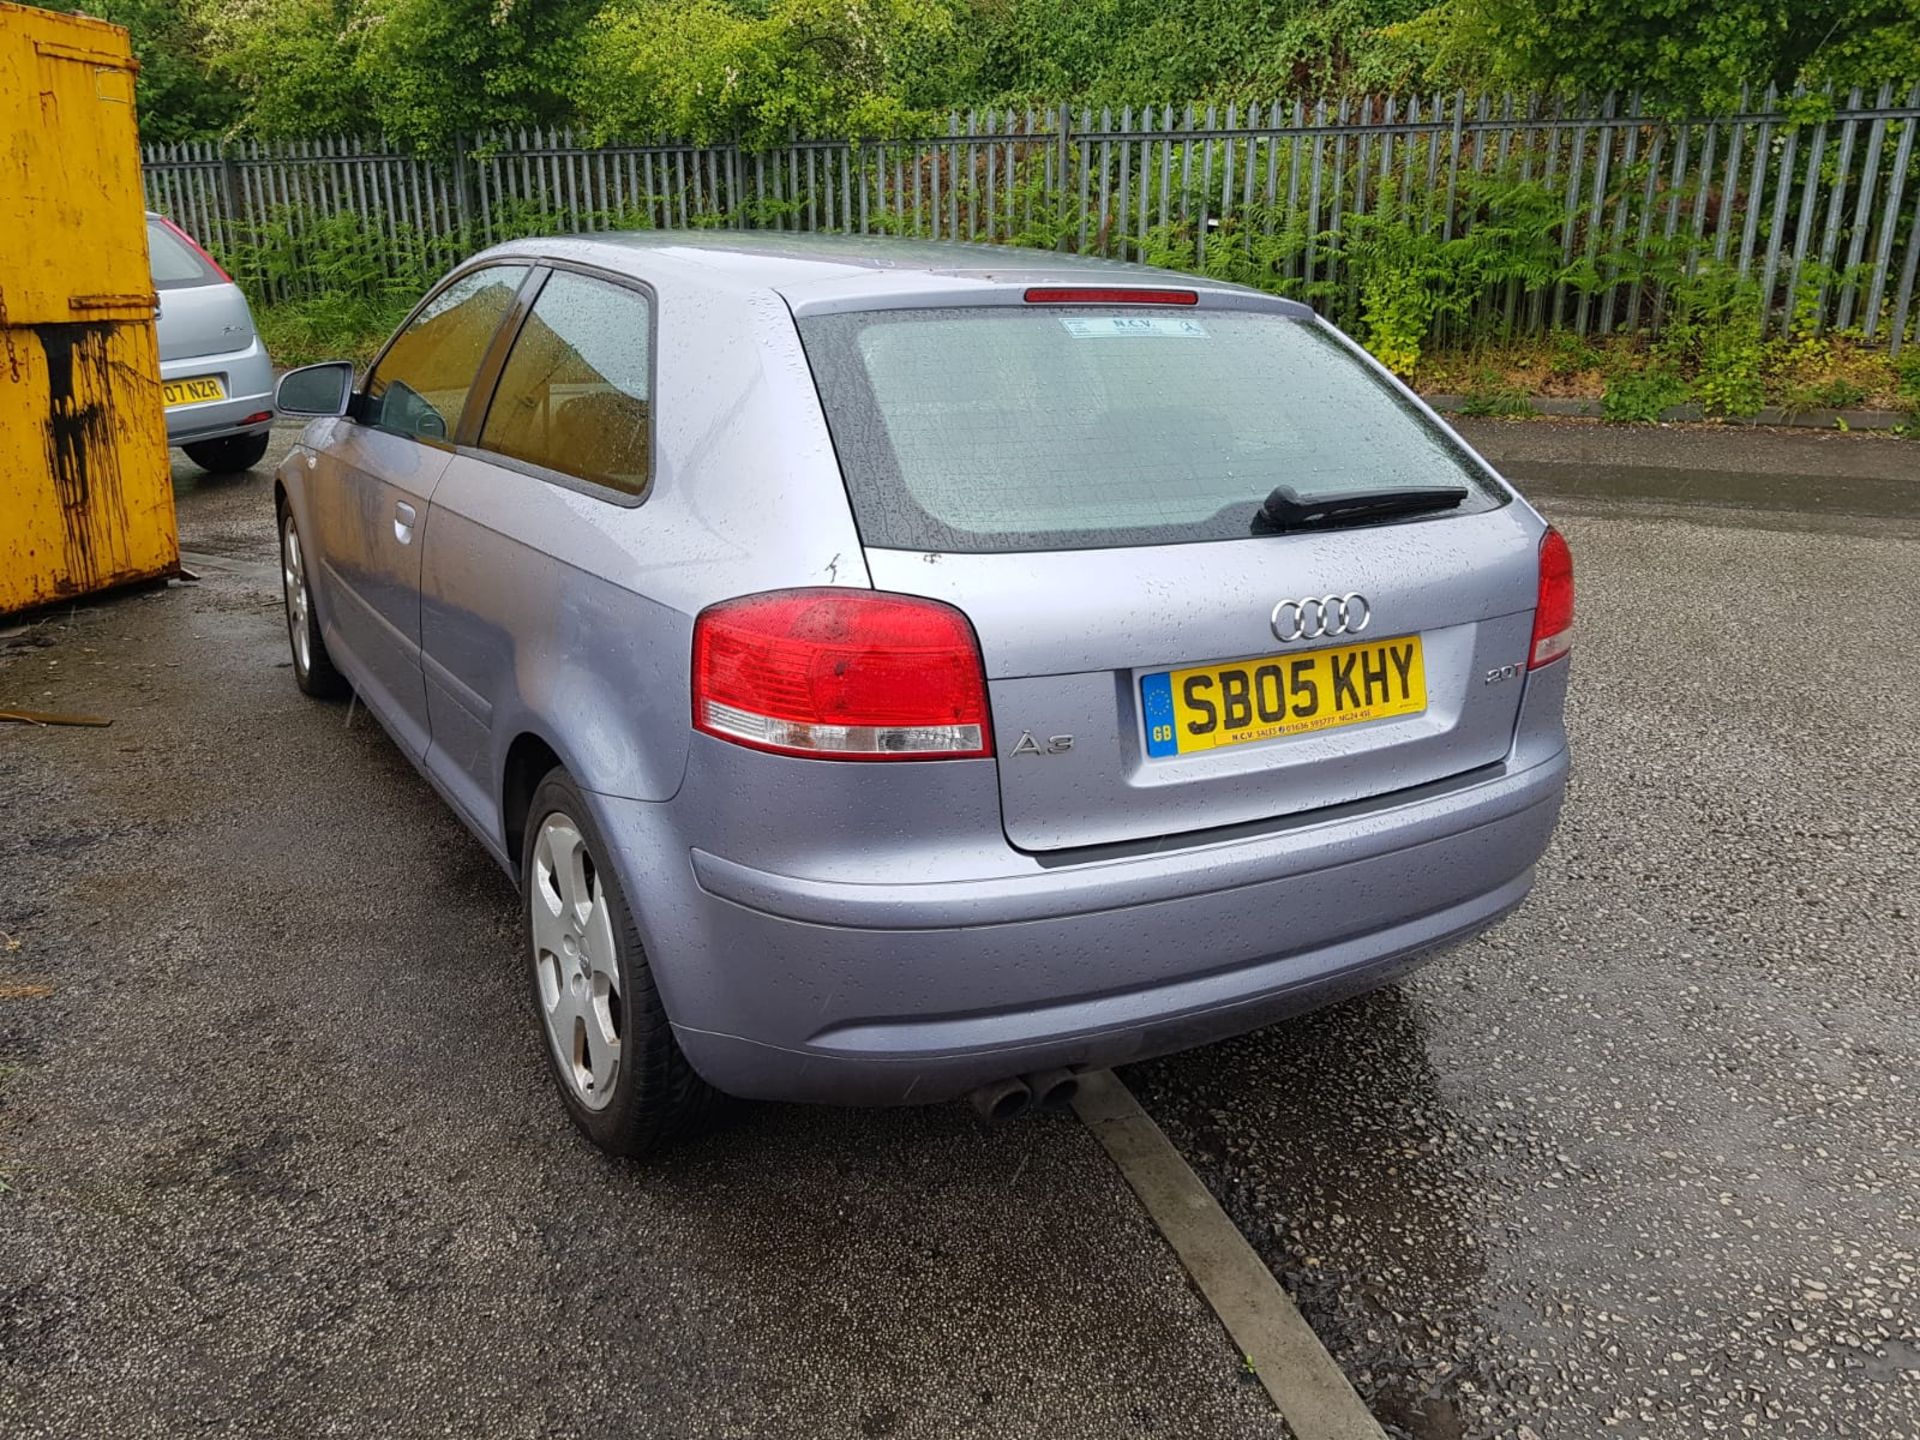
[692,589,992,760]
[1529,527,1574,668]
[157,214,232,283]
[1022,286,1197,305]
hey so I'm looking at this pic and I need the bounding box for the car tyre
[183,430,272,474]
[278,503,348,699]
[522,769,717,1155]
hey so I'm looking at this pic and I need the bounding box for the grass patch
[253,292,416,370]
[1601,364,1691,423]
[1455,367,1534,417]
[1415,331,1912,424]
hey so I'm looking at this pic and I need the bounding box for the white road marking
[1073,1069,1387,1440]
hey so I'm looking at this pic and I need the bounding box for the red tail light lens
[157,214,232,283]
[1529,527,1574,669]
[692,589,992,760]
[1022,287,1197,305]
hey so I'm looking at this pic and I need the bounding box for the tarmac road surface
[2,417,1915,1438]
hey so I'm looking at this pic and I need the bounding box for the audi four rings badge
[1270,593,1371,642]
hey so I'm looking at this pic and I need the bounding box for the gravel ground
[1129,427,1920,1437]
[0,431,1283,1440]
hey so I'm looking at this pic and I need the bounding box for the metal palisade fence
[143,85,1920,352]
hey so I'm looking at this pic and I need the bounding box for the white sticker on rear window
[1058,316,1210,339]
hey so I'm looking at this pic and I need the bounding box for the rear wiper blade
[1254,483,1469,533]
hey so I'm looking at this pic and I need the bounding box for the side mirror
[275,361,355,417]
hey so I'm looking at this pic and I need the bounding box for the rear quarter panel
[420,282,872,839]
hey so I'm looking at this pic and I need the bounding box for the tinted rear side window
[147,218,219,289]
[799,307,1501,554]
[479,270,653,496]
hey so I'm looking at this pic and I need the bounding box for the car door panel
[306,426,451,757]
[419,268,688,844]
[423,460,692,825]
[304,264,531,758]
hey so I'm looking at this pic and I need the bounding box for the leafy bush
[1657,269,1765,420]
[1893,350,1920,422]
[575,0,960,146]
[201,0,369,139]
[200,0,593,146]
[125,0,1920,150]
[1426,0,1919,113]
[79,0,241,143]
[1601,363,1689,423]
[254,292,416,367]
[220,209,437,300]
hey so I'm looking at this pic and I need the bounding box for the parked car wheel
[184,431,270,474]
[278,505,348,698]
[523,769,716,1154]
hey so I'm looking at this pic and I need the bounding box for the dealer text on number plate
[1140,635,1426,758]
[162,375,225,407]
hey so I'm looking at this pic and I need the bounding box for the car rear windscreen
[147,218,220,289]
[798,306,1503,553]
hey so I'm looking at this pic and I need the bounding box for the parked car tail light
[692,590,993,760]
[1529,527,1574,668]
[155,214,232,283]
[1022,286,1197,305]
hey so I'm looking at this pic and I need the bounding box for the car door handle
[394,501,417,545]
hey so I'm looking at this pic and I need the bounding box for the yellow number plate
[163,375,225,407]
[1141,635,1426,757]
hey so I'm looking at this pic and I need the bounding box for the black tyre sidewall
[277,504,346,698]
[521,771,656,1153]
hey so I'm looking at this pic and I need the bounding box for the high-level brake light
[1022,287,1198,305]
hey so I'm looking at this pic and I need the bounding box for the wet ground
[3,419,1917,1437]
[1131,419,1920,1437]
[0,430,1279,1440]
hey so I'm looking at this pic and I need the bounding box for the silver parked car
[147,212,275,473]
[272,234,1572,1154]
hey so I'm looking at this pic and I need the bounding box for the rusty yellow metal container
[1,2,177,617]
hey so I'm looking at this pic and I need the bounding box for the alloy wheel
[530,813,622,1111]
[281,519,312,675]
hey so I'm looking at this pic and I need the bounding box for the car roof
[474,230,1312,314]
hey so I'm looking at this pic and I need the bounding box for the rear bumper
[161,337,274,444]
[600,742,1569,1106]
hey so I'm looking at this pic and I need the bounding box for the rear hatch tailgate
[155,281,255,363]
[796,288,1544,853]
[147,216,254,363]
[866,508,1537,851]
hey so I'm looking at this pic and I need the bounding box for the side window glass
[364,265,528,442]
[479,271,653,496]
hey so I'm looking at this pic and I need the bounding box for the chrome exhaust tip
[969,1076,1033,1124]
[1027,1067,1080,1112]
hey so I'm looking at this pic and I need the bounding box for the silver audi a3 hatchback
[272,233,1572,1154]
